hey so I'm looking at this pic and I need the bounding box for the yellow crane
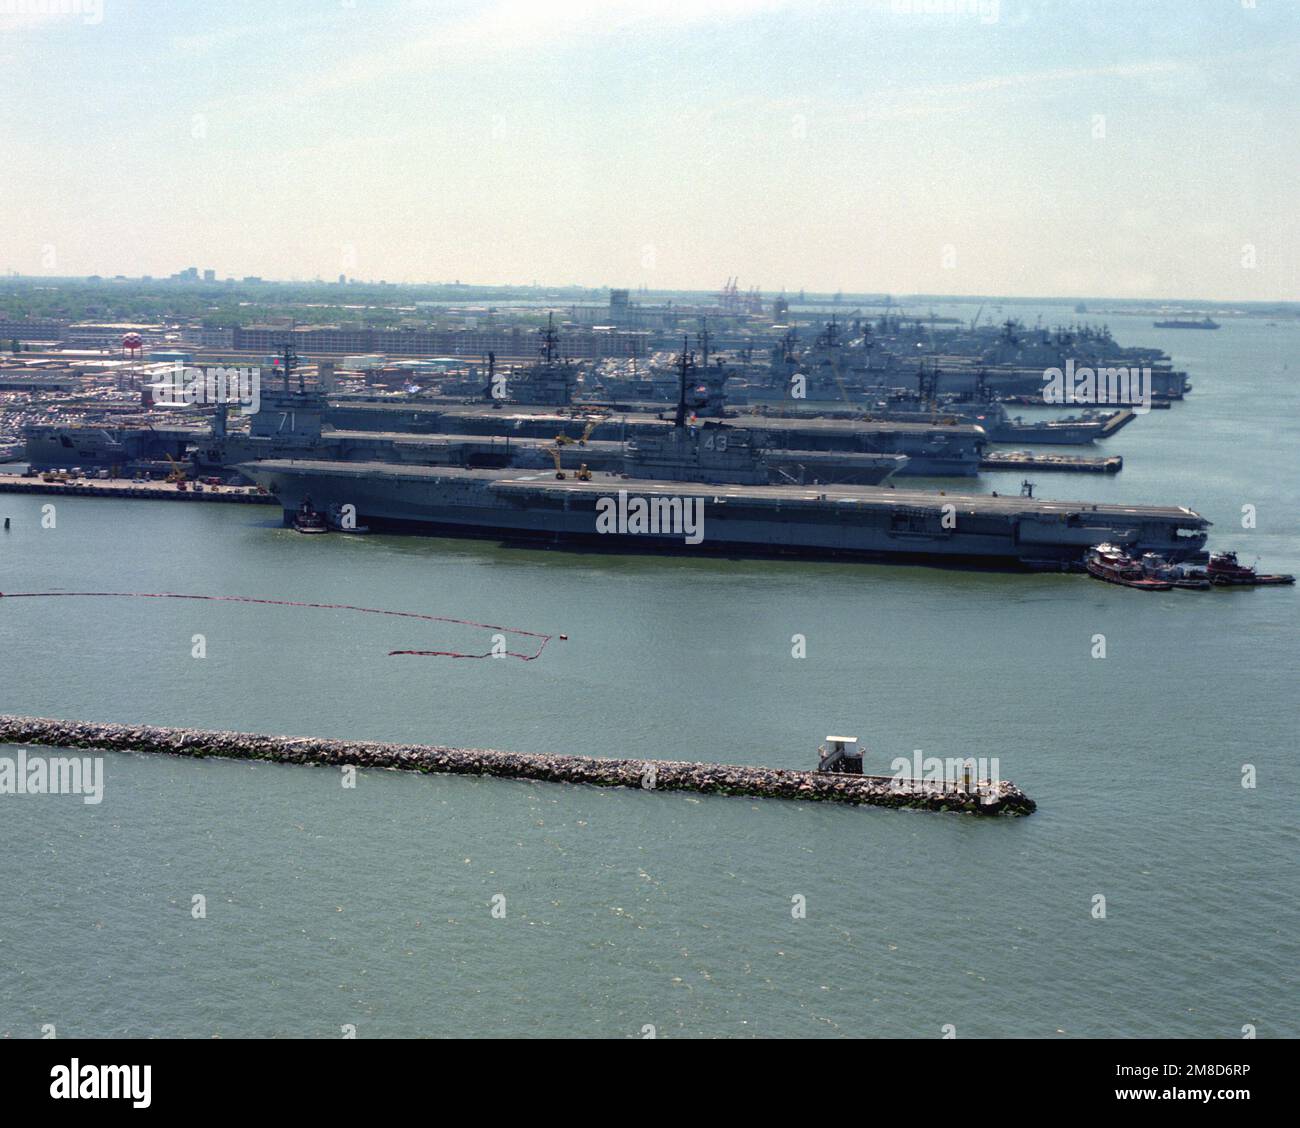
[547,446,591,481]
[554,416,600,448]
[547,445,567,479]
[164,452,188,485]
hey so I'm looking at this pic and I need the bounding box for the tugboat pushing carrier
[1206,551,1295,586]
[1087,544,1294,590]
[1085,543,1174,590]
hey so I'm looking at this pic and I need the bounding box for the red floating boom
[0,591,557,661]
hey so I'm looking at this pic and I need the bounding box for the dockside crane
[164,452,189,486]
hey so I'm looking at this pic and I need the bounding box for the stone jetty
[0,715,1036,816]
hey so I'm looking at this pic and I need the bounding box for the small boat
[292,497,329,534]
[327,503,370,534]
[1139,552,1212,590]
[1085,543,1173,590]
[1206,551,1295,586]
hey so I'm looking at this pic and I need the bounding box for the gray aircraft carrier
[321,400,986,476]
[241,457,1209,570]
[226,428,907,486]
[23,421,205,472]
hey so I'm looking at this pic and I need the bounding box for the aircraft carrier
[319,400,986,476]
[219,426,906,486]
[22,420,205,472]
[239,457,1209,570]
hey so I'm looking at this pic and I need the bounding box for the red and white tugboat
[1206,551,1295,586]
[1085,543,1174,590]
[292,496,329,535]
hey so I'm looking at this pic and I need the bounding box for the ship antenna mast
[280,341,299,393]
[541,312,557,365]
[675,334,693,430]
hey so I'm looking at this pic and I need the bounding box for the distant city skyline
[7,272,1298,310]
[3,0,1297,301]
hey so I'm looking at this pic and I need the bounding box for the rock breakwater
[0,716,1036,815]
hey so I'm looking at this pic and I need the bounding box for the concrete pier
[0,474,274,504]
[0,716,1036,816]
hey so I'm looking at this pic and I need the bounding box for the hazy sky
[3,0,1297,299]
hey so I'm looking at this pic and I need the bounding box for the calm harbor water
[1,307,1297,1038]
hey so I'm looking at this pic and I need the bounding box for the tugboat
[1139,552,1211,590]
[1206,551,1295,586]
[326,502,369,534]
[1085,543,1173,590]
[292,496,329,534]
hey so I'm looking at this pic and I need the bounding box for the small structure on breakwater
[817,735,864,773]
[0,716,1036,816]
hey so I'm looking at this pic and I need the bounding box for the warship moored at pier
[318,400,986,476]
[241,457,1209,570]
